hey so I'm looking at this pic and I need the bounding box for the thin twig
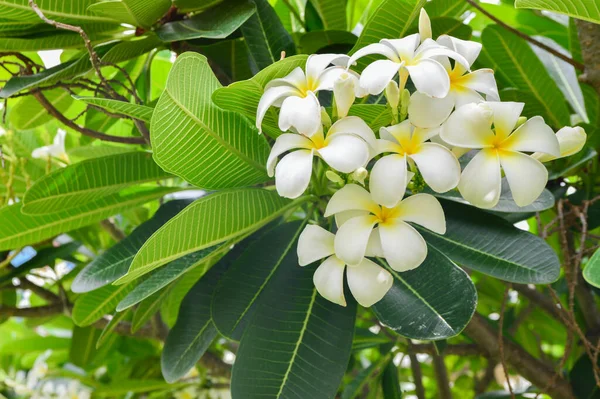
[498,286,515,399]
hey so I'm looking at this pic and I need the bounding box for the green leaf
[151,52,270,188]
[22,152,171,215]
[212,221,304,340]
[232,260,356,398]
[299,30,357,54]
[0,30,116,51]
[73,96,154,123]
[549,146,597,179]
[515,0,600,24]
[381,361,402,399]
[347,104,393,132]
[130,287,171,333]
[96,309,130,348]
[583,248,600,288]
[419,201,561,284]
[0,186,176,251]
[72,199,193,293]
[0,336,70,354]
[160,263,207,327]
[308,0,347,29]
[241,0,297,70]
[212,55,308,138]
[430,17,472,40]
[173,0,221,13]
[94,380,189,396]
[69,326,101,367]
[0,0,117,23]
[481,25,570,128]
[350,0,427,69]
[87,0,171,29]
[342,355,391,399]
[372,246,476,340]
[119,189,300,284]
[155,0,256,42]
[424,0,469,18]
[10,88,73,130]
[195,38,255,82]
[72,282,136,326]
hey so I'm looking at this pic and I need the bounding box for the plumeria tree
[0,0,600,398]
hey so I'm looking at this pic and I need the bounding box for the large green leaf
[22,152,171,215]
[155,0,256,42]
[419,201,561,284]
[372,246,476,340]
[212,221,304,340]
[10,89,73,130]
[0,186,175,251]
[342,355,392,399]
[0,29,117,51]
[69,326,101,367]
[212,55,308,138]
[481,25,570,128]
[87,0,171,29]
[241,0,296,71]
[515,0,600,24]
[232,257,356,398]
[195,38,255,82]
[71,200,193,293]
[0,0,116,22]
[308,0,347,30]
[424,0,469,18]
[118,189,300,284]
[73,96,154,123]
[151,52,270,188]
[173,0,221,13]
[583,248,600,288]
[299,30,357,54]
[72,281,136,326]
[130,288,170,333]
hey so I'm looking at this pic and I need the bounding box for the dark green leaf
[74,96,154,123]
[342,355,391,399]
[299,30,357,54]
[381,361,402,399]
[308,0,347,30]
[72,282,136,326]
[70,326,101,368]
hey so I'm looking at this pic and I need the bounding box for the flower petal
[306,53,349,82]
[335,210,370,228]
[316,66,347,92]
[440,102,494,148]
[499,151,548,207]
[325,183,378,216]
[501,116,560,156]
[365,227,384,257]
[437,35,482,67]
[382,34,420,60]
[257,86,301,132]
[335,215,378,266]
[533,126,587,162]
[275,150,314,199]
[458,69,499,100]
[328,116,377,149]
[396,193,446,234]
[405,58,450,98]
[458,148,502,208]
[380,120,411,147]
[408,91,455,128]
[278,91,322,136]
[267,133,313,176]
[410,143,460,193]
[313,256,347,306]
[359,59,402,95]
[347,43,400,66]
[264,67,306,91]
[379,220,428,271]
[487,101,524,140]
[416,40,471,72]
[347,258,393,307]
[333,72,356,118]
[297,225,335,266]
[370,154,408,208]
[318,134,370,173]
[453,89,484,108]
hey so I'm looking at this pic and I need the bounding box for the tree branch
[100,219,126,241]
[576,20,600,95]
[465,0,585,71]
[408,341,426,399]
[512,283,567,322]
[0,303,64,318]
[432,352,452,399]
[18,279,61,303]
[409,343,482,356]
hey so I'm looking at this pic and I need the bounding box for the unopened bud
[326,170,344,185]
[385,81,400,110]
[321,107,332,129]
[533,126,587,162]
[333,73,356,118]
[419,9,432,41]
[399,89,411,121]
[515,116,527,129]
[351,167,368,185]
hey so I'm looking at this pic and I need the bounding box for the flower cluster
[256,9,586,307]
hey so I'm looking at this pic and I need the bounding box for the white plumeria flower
[31,129,68,161]
[297,224,393,307]
[267,117,376,199]
[533,126,586,162]
[256,54,362,137]
[333,71,367,118]
[409,35,499,128]
[347,10,470,97]
[371,120,460,207]
[440,102,560,208]
[324,184,446,272]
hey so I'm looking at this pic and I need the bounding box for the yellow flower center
[371,205,401,226]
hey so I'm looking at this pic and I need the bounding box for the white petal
[416,41,471,72]
[419,9,432,41]
[410,143,460,193]
[264,67,306,91]
[359,59,402,95]
[347,259,393,307]
[487,101,524,140]
[306,53,349,82]
[325,183,378,217]
[365,227,384,257]
[53,129,66,151]
[380,120,411,146]
[333,72,356,118]
[335,210,370,228]
[267,133,313,176]
[382,34,420,60]
[318,134,370,173]
[334,214,378,266]
[278,92,322,136]
[437,35,482,67]
[316,66,347,92]
[500,151,548,207]
[327,116,377,149]
[453,89,485,108]
[256,86,300,132]
[379,220,428,272]
[274,150,314,199]
[405,59,450,98]
[348,43,400,66]
[458,69,499,100]
[297,225,335,266]
[369,154,408,208]
[31,146,52,159]
[458,149,502,208]
[408,91,454,128]
[313,256,347,306]
[396,193,446,234]
[440,102,494,148]
[534,126,586,162]
[502,116,560,156]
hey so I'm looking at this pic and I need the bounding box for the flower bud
[533,126,587,162]
[385,81,400,110]
[515,116,527,129]
[320,107,332,130]
[350,167,368,185]
[419,9,432,41]
[333,73,356,118]
[400,89,410,121]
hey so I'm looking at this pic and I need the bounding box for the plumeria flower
[371,120,461,207]
[440,102,560,208]
[346,9,470,97]
[297,224,393,307]
[267,117,376,198]
[532,126,586,162]
[409,35,499,128]
[31,129,68,162]
[256,54,363,137]
[324,184,446,272]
